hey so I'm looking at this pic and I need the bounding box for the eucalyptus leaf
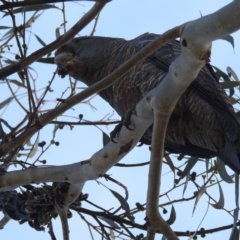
[34,34,47,47]
[210,180,224,209]
[220,81,240,89]
[0,28,14,42]
[97,216,120,229]
[182,175,189,197]
[102,131,110,146]
[217,157,234,183]
[55,27,60,39]
[227,66,239,82]
[2,4,60,17]
[179,156,198,181]
[9,80,26,88]
[164,154,175,177]
[192,185,206,215]
[213,66,234,97]
[0,26,11,30]
[166,205,176,225]
[0,97,14,109]
[109,189,130,212]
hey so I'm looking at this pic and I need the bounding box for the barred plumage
[55,33,240,173]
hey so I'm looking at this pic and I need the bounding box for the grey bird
[54,33,240,173]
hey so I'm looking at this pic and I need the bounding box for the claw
[110,134,118,143]
[110,123,122,143]
[124,124,134,131]
[122,110,134,131]
[110,110,135,143]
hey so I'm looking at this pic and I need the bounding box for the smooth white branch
[145,0,240,239]
[0,0,239,199]
[0,114,152,191]
[0,2,240,239]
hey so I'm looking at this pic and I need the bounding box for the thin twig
[0,0,109,79]
[90,12,100,36]
[0,26,181,156]
[50,120,120,125]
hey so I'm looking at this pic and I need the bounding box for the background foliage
[0,0,240,239]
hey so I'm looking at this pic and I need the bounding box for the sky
[0,0,240,240]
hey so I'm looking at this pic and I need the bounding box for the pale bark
[0,1,240,239]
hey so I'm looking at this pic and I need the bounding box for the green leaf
[97,216,120,229]
[217,157,234,183]
[210,180,224,209]
[0,26,11,30]
[227,66,239,82]
[109,189,130,212]
[192,185,206,216]
[34,34,46,47]
[0,97,14,109]
[9,80,26,88]
[221,35,234,49]
[179,156,198,181]
[37,57,55,64]
[213,66,231,81]
[230,97,239,105]
[220,81,240,89]
[213,66,235,97]
[55,27,60,39]
[182,176,189,197]
[166,205,176,225]
[164,154,175,177]
[17,71,25,84]
[102,131,110,146]
[2,59,16,65]
[0,28,14,42]
[2,4,60,17]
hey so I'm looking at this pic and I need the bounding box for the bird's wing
[136,33,239,128]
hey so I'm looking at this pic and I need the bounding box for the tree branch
[0,27,181,157]
[0,1,240,239]
[0,0,108,79]
[0,0,111,11]
[145,1,240,239]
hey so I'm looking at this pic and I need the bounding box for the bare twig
[0,0,108,79]
[50,120,120,125]
[0,26,181,157]
[90,12,100,36]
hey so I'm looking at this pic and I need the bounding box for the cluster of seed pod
[0,182,82,231]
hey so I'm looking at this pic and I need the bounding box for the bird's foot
[123,110,134,131]
[110,110,134,143]
[110,123,122,143]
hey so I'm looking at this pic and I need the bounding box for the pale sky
[0,1,239,240]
